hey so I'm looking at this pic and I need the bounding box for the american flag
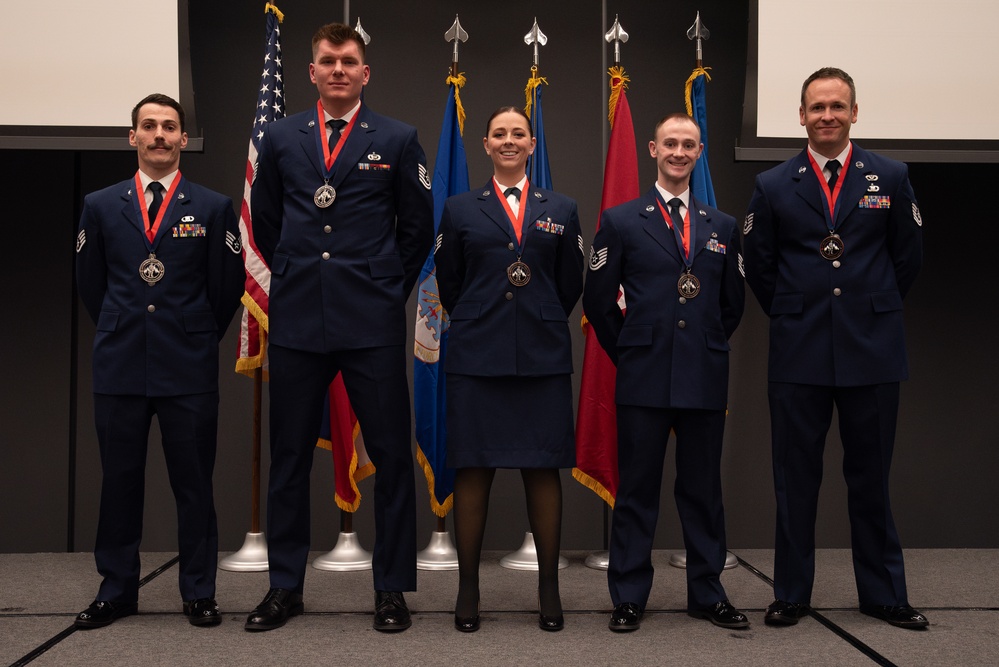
[235,3,284,376]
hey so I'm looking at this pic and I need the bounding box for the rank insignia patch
[418,163,432,190]
[226,230,242,254]
[76,229,86,253]
[743,213,754,235]
[589,246,608,271]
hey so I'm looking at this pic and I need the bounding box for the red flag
[235,4,366,510]
[573,67,639,507]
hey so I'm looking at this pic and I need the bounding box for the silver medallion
[677,271,700,298]
[820,234,844,260]
[314,183,336,208]
[507,261,531,287]
[139,253,165,286]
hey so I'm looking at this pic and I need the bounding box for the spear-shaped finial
[445,15,468,78]
[686,11,709,67]
[604,15,629,65]
[354,17,371,45]
[524,18,548,70]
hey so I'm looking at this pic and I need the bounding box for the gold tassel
[684,66,712,117]
[264,2,284,22]
[523,66,548,119]
[607,65,630,128]
[445,73,467,137]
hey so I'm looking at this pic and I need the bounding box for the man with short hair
[245,22,433,632]
[74,93,244,629]
[584,112,746,633]
[743,67,928,629]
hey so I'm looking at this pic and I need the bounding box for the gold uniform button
[505,292,513,300]
[324,225,332,233]
[832,260,841,268]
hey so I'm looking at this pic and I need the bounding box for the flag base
[584,550,609,570]
[218,532,269,572]
[417,530,459,571]
[499,532,569,571]
[312,531,372,571]
[669,550,739,570]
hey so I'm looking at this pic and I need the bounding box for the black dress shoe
[689,600,750,629]
[608,602,642,632]
[373,591,411,632]
[538,611,564,632]
[75,600,138,629]
[244,588,304,631]
[183,598,221,627]
[764,599,809,626]
[859,604,929,629]
[454,610,480,633]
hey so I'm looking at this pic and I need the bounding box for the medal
[678,270,700,298]
[139,253,165,286]
[314,183,336,208]
[820,233,844,260]
[507,260,531,287]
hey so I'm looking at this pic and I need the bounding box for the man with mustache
[74,93,244,629]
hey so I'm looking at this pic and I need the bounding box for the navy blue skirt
[445,373,576,469]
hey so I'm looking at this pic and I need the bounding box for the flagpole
[501,17,567,572]
[416,16,468,571]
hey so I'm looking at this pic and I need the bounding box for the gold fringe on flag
[416,448,454,518]
[264,2,284,22]
[523,66,548,119]
[445,73,467,137]
[684,66,712,117]
[607,66,630,128]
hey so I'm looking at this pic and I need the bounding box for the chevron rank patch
[744,213,754,235]
[589,246,608,271]
[226,230,242,254]
[76,229,86,253]
[418,163,431,190]
[912,203,922,226]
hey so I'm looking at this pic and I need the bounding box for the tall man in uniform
[74,93,244,628]
[743,67,928,629]
[245,23,433,632]
[584,113,746,632]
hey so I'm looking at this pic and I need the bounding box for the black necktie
[504,186,521,201]
[667,196,685,239]
[147,182,164,226]
[327,119,347,153]
[826,159,841,189]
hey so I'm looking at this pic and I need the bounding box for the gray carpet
[2,549,996,666]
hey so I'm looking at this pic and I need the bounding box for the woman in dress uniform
[435,106,584,633]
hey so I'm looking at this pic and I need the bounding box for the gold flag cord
[607,65,630,128]
[684,66,712,117]
[445,73,467,136]
[524,65,548,119]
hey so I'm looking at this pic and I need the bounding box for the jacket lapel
[640,189,680,262]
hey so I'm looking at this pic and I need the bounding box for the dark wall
[2,0,997,556]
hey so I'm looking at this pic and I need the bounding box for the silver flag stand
[670,551,739,570]
[312,510,372,572]
[417,517,458,570]
[500,532,569,571]
[220,531,269,572]
[585,550,609,570]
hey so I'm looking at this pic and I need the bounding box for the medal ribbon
[807,144,853,230]
[655,197,693,267]
[316,99,359,178]
[134,171,182,242]
[494,177,529,244]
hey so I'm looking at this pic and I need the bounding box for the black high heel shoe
[454,597,480,633]
[538,591,564,632]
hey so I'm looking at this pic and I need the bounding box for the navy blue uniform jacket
[251,104,434,353]
[743,145,923,386]
[583,190,744,410]
[435,183,584,377]
[75,176,244,396]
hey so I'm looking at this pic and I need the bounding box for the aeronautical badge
[76,229,86,253]
[912,203,922,227]
[418,163,432,190]
[226,230,242,254]
[368,152,382,161]
[866,174,879,181]
[434,233,443,255]
[589,246,608,271]
[743,213,754,235]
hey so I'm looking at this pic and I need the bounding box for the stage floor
[2,548,997,666]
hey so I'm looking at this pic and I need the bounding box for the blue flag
[686,68,716,206]
[525,77,552,189]
[414,80,469,517]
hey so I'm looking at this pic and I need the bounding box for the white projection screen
[2,0,200,150]
[737,0,999,162]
